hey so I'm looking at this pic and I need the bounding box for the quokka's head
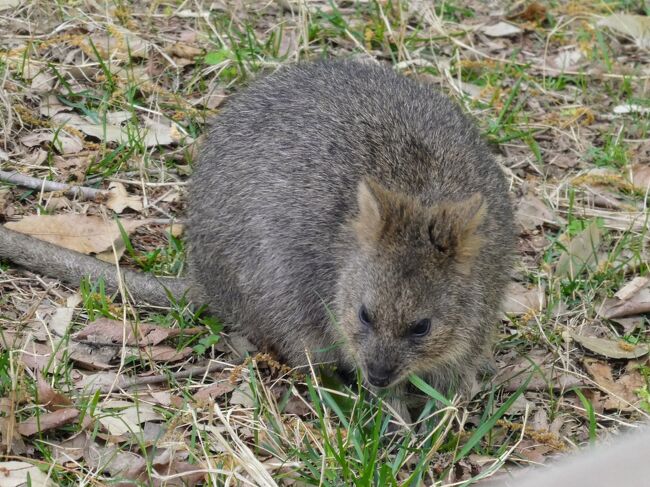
[335,178,488,389]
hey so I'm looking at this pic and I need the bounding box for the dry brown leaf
[36,376,73,411]
[599,277,650,319]
[39,94,71,117]
[166,42,202,59]
[610,316,646,334]
[230,382,255,408]
[83,442,145,479]
[53,155,91,182]
[18,340,60,372]
[0,0,20,10]
[17,408,79,436]
[598,14,650,49]
[74,317,202,347]
[615,276,649,301]
[570,332,649,359]
[193,381,236,402]
[143,117,179,146]
[67,342,118,370]
[97,402,162,436]
[554,221,601,279]
[283,395,312,416]
[106,182,143,213]
[166,222,184,237]
[20,131,83,155]
[51,112,178,148]
[481,22,522,38]
[143,345,193,362]
[582,359,645,411]
[614,104,650,115]
[0,461,55,487]
[49,433,89,463]
[630,164,650,190]
[516,193,563,231]
[74,371,123,391]
[30,71,56,94]
[495,352,585,392]
[4,214,147,263]
[502,282,545,315]
[81,29,150,60]
[507,2,547,23]
[551,48,583,71]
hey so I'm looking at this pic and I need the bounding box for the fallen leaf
[610,316,646,334]
[47,294,81,336]
[554,221,601,279]
[49,433,89,463]
[193,381,236,402]
[230,382,255,408]
[614,104,650,116]
[142,116,178,146]
[36,376,73,411]
[507,2,547,23]
[570,332,649,359]
[166,42,202,59]
[516,193,563,231]
[283,395,312,416]
[30,71,56,94]
[83,442,145,478]
[630,163,650,190]
[97,402,162,436]
[0,0,20,11]
[16,340,60,372]
[140,345,193,362]
[4,215,147,263]
[81,28,150,60]
[0,461,55,487]
[67,342,118,370]
[599,278,650,319]
[106,182,143,213]
[51,112,178,148]
[74,317,202,347]
[551,48,583,71]
[495,351,586,392]
[481,22,522,38]
[75,371,124,391]
[39,94,72,117]
[20,130,83,155]
[502,282,545,315]
[615,276,650,301]
[598,14,650,49]
[53,155,91,182]
[583,359,645,411]
[17,408,79,436]
[514,440,553,464]
[166,222,184,237]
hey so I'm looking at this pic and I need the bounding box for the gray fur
[187,60,515,405]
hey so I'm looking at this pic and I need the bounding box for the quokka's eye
[410,318,431,337]
[358,305,372,327]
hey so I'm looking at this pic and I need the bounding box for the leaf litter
[1,0,649,484]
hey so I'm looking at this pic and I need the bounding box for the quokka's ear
[428,193,486,273]
[353,178,392,246]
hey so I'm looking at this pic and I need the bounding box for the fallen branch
[94,360,239,393]
[0,169,105,200]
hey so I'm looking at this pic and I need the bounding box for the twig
[0,169,105,200]
[99,360,242,393]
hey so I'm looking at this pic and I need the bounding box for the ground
[0,0,649,485]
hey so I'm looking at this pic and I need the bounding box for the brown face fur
[335,179,487,389]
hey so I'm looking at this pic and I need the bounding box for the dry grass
[0,0,649,485]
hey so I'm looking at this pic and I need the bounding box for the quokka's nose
[367,365,395,388]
